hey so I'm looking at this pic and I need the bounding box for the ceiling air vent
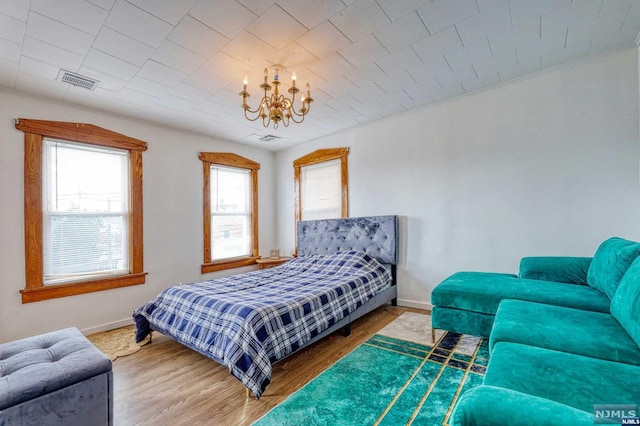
[259,134,281,142]
[56,70,100,91]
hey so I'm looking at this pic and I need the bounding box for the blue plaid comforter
[133,251,391,398]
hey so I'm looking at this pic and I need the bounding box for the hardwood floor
[113,306,428,426]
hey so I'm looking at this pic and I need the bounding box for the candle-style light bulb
[292,72,296,88]
[305,82,311,97]
[243,76,248,91]
[263,68,268,84]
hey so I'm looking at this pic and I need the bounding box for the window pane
[301,159,341,220]
[211,166,250,214]
[43,139,129,284]
[44,214,128,283]
[210,165,251,260]
[44,140,128,213]
[211,214,250,260]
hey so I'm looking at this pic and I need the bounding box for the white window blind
[43,139,129,284]
[210,165,251,260]
[301,159,341,220]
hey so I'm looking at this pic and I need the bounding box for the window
[199,152,260,273]
[43,140,129,284]
[16,119,147,303]
[293,148,349,254]
[294,148,349,222]
[300,159,342,220]
[210,166,251,260]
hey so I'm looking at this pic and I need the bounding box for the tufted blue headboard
[297,215,399,265]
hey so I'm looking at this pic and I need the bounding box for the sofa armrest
[451,386,594,426]
[519,256,592,285]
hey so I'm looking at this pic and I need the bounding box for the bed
[133,215,399,398]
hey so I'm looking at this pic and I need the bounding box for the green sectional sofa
[429,237,640,425]
[431,237,640,338]
[430,270,610,337]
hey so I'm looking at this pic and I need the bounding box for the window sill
[20,272,147,303]
[201,257,259,274]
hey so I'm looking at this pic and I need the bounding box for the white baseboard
[81,318,134,336]
[397,298,432,312]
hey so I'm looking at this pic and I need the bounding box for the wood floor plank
[113,306,428,426]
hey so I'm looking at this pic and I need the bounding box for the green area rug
[254,314,489,426]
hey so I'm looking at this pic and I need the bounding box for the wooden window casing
[293,148,349,254]
[16,119,148,303]
[199,152,260,273]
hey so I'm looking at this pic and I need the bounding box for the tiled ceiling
[1,0,639,150]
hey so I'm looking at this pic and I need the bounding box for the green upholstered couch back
[611,256,640,348]
[587,237,640,299]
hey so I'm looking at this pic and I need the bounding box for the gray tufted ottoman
[0,327,113,426]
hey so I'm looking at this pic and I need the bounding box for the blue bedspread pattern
[133,251,391,398]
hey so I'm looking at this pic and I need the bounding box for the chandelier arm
[243,97,269,122]
[243,109,263,122]
[288,112,306,124]
[288,106,308,118]
[262,113,271,128]
[243,103,263,115]
[282,91,309,120]
[288,99,312,119]
[242,92,270,116]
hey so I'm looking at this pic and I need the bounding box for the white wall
[2,48,638,341]
[275,48,640,309]
[0,92,276,342]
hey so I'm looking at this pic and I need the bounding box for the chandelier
[239,65,313,129]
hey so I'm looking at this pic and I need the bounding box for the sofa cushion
[490,300,640,365]
[610,256,640,349]
[587,237,640,299]
[431,272,611,316]
[451,385,595,426]
[519,257,591,285]
[484,342,640,413]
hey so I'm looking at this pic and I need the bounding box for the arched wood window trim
[293,147,349,255]
[16,119,147,303]
[199,152,260,273]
